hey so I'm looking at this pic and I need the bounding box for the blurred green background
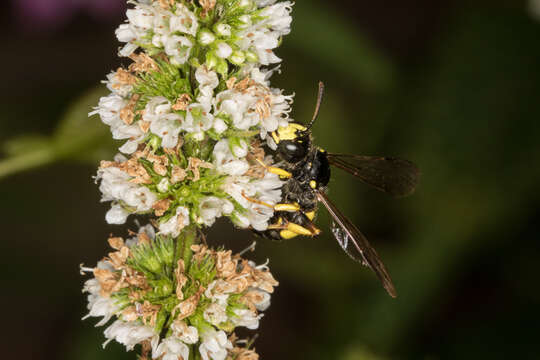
[1,0,540,359]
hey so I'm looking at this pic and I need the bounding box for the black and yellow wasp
[251,83,420,298]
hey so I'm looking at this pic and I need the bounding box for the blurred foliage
[1,1,540,360]
[0,87,116,178]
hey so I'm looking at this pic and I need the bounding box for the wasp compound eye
[278,140,309,163]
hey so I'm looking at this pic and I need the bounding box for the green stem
[181,226,198,271]
[0,147,55,179]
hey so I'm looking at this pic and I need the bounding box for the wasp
[247,82,420,298]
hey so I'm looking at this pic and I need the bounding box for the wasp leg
[256,159,292,179]
[241,192,300,212]
[279,219,322,240]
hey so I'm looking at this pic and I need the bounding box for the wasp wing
[316,190,397,298]
[327,153,420,198]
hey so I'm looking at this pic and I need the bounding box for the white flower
[230,139,248,158]
[231,308,261,330]
[91,93,126,127]
[203,303,228,326]
[222,172,283,231]
[126,8,154,32]
[213,118,228,134]
[213,139,250,176]
[171,320,199,344]
[164,35,193,65]
[215,85,293,136]
[205,279,236,306]
[104,71,133,97]
[82,279,118,326]
[159,206,190,237]
[90,93,147,154]
[106,204,130,225]
[216,42,233,59]
[199,330,233,360]
[199,197,234,227]
[103,320,157,351]
[250,289,272,311]
[125,223,156,248]
[195,66,219,90]
[153,336,190,360]
[145,97,184,148]
[215,90,258,130]
[182,103,214,133]
[259,1,293,35]
[98,166,158,224]
[170,4,198,36]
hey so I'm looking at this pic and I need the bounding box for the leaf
[2,135,51,157]
[53,86,117,163]
[0,86,117,180]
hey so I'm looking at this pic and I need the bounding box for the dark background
[1,0,540,359]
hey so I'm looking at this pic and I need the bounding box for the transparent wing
[327,153,420,197]
[316,190,397,298]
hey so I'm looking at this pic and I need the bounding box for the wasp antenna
[307,81,325,130]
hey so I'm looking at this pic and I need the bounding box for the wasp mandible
[250,82,420,298]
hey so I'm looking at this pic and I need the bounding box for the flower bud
[216,42,233,59]
[198,29,216,45]
[229,51,246,65]
[245,51,259,63]
[157,178,170,193]
[214,23,232,37]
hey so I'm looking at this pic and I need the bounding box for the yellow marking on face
[305,211,316,221]
[310,180,317,189]
[319,148,326,153]
[287,223,314,236]
[275,203,300,212]
[280,230,299,239]
[276,123,307,141]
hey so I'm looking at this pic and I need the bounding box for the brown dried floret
[216,250,238,278]
[146,153,170,176]
[114,68,138,87]
[228,348,259,360]
[226,77,237,90]
[155,0,175,9]
[122,306,139,322]
[174,259,188,300]
[174,286,204,320]
[94,268,128,297]
[152,198,171,217]
[199,0,217,18]
[187,157,214,182]
[120,94,140,125]
[108,237,125,250]
[129,52,159,73]
[108,246,130,269]
[191,244,213,263]
[240,290,267,312]
[139,120,151,133]
[139,300,161,326]
[172,93,192,111]
[245,140,267,179]
[171,166,188,184]
[138,231,152,245]
[100,153,153,185]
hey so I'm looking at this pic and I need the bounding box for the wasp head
[271,123,311,163]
